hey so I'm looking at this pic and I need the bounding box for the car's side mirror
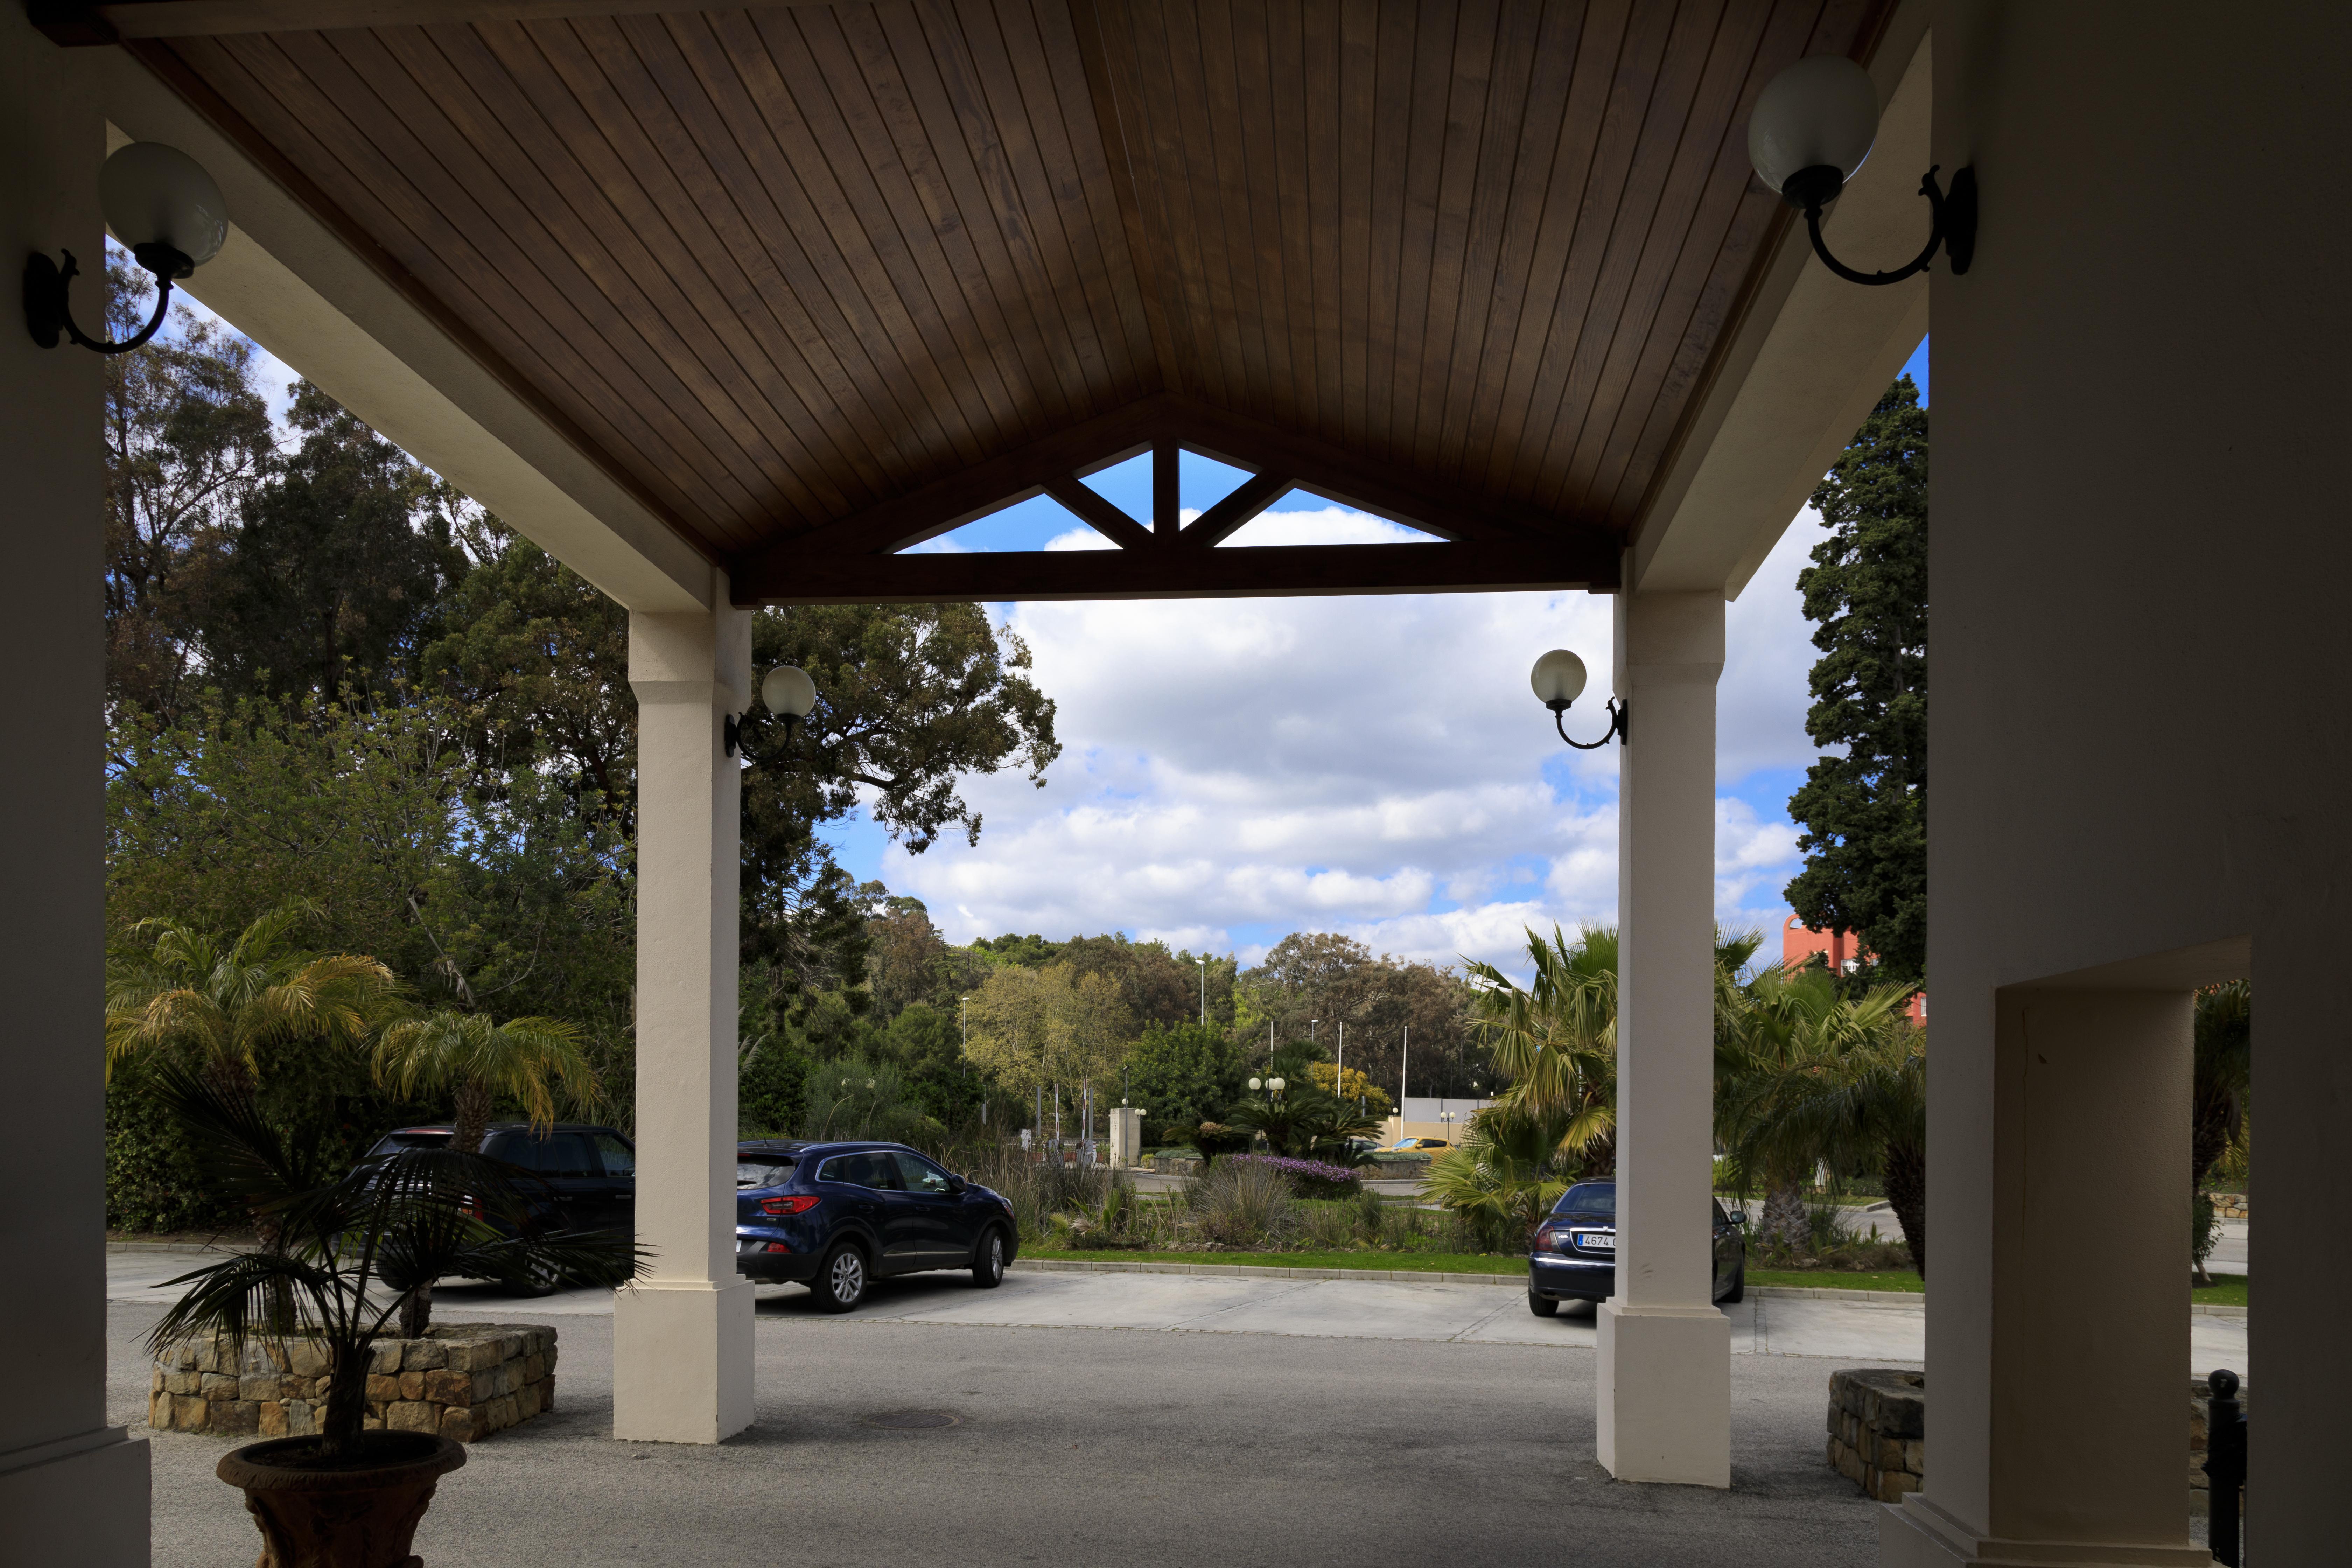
[1728,1212,1748,1225]
[946,1177,967,1195]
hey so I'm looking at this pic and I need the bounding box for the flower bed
[1225,1154,1362,1198]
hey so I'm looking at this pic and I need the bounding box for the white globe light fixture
[1745,54,1976,285]
[723,664,819,760]
[1248,1077,1263,1092]
[1268,1077,1286,1094]
[26,141,230,354]
[1530,648,1627,750]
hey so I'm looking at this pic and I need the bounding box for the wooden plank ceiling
[75,0,1894,603]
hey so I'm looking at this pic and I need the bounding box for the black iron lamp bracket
[726,711,803,760]
[24,241,192,353]
[1550,697,1629,750]
[1782,163,1975,286]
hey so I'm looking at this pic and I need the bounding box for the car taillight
[758,1195,820,1216]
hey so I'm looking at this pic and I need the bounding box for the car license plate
[1575,1231,1614,1251]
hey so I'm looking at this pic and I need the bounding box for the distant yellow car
[1387,1138,1450,1153]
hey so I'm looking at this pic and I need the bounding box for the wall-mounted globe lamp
[1747,54,1975,286]
[1531,649,1626,750]
[25,142,229,354]
[725,663,817,758]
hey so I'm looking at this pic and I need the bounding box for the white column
[0,16,152,1564]
[1883,988,2208,1567]
[613,602,756,1443]
[1597,589,1730,1488]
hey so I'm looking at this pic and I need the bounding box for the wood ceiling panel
[121,0,1897,590]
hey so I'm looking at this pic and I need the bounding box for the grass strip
[2193,1274,2247,1307]
[1022,1248,1521,1275]
[1746,1268,1924,1294]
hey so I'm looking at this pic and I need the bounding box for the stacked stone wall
[1827,1368,1924,1501]
[1827,1368,2248,1515]
[150,1323,557,1444]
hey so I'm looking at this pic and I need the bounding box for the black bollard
[2204,1368,2245,1567]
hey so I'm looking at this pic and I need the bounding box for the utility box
[1107,1106,1145,1168]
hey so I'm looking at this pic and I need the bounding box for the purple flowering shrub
[1226,1154,1362,1198]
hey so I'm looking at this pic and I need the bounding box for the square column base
[1881,1497,2217,1566]
[612,1279,756,1443]
[1596,1302,1729,1486]
[0,1428,150,1565]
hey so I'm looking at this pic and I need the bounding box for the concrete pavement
[106,1246,2249,1374]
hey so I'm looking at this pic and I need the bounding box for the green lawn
[1747,1268,1924,1294]
[2194,1274,2247,1307]
[1023,1248,1521,1275]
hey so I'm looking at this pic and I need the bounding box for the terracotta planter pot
[216,1430,466,1568]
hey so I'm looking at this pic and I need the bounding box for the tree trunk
[1882,1138,1927,1279]
[321,1344,372,1458]
[399,1281,433,1340]
[453,1078,492,1155]
[1760,1183,1811,1254]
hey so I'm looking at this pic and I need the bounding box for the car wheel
[813,1242,869,1313]
[1528,1289,1560,1318]
[1720,1262,1745,1305]
[971,1227,1007,1289]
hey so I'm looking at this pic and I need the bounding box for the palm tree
[1421,1102,1575,1253]
[105,903,398,1091]
[1715,964,1922,1258]
[371,1010,597,1156]
[146,1064,640,1456]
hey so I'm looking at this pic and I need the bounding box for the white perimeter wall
[1930,0,2348,1555]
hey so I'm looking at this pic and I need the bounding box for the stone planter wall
[1828,1368,1924,1500]
[151,1323,558,1444]
[2210,1192,2248,1220]
[1827,1369,2249,1514]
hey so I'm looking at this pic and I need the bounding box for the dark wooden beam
[1152,439,1180,539]
[732,538,1618,607]
[1181,471,1293,548]
[741,392,1619,588]
[32,1,827,45]
[1040,475,1157,553]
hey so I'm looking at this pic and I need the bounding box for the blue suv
[733,1140,1019,1311]
[1526,1180,1747,1315]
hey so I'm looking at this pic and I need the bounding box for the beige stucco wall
[1914,0,2348,1559]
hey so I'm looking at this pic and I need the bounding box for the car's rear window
[371,1131,450,1155]
[1556,1182,1616,1217]
[736,1160,795,1189]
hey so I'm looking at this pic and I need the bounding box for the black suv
[366,1124,636,1238]
[1526,1179,1747,1314]
[734,1139,1019,1311]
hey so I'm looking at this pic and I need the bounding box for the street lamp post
[1197,955,1206,1026]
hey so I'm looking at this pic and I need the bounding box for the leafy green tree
[202,382,469,702]
[2191,981,2250,1284]
[1786,376,1930,983]
[102,258,275,721]
[372,1010,598,1155]
[1239,931,1479,1099]
[737,1037,811,1137]
[1125,1022,1248,1144]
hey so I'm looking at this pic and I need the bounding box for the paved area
[106,1247,2248,1374]
[112,1299,1898,1568]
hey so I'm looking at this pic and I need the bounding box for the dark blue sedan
[733,1140,1020,1311]
[1526,1180,1747,1316]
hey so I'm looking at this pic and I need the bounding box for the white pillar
[613,602,755,1444]
[1596,589,1730,1488]
[1883,988,2207,1567]
[0,15,153,1563]
[1108,1106,1143,1168]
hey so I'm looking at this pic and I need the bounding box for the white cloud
[873,500,1834,973]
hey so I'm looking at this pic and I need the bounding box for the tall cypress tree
[1785,376,1928,982]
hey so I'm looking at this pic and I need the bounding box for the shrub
[1186,1157,1298,1248]
[1225,1153,1362,1199]
[1194,1121,1254,1163]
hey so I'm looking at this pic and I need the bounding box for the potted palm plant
[147,1067,639,1568]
